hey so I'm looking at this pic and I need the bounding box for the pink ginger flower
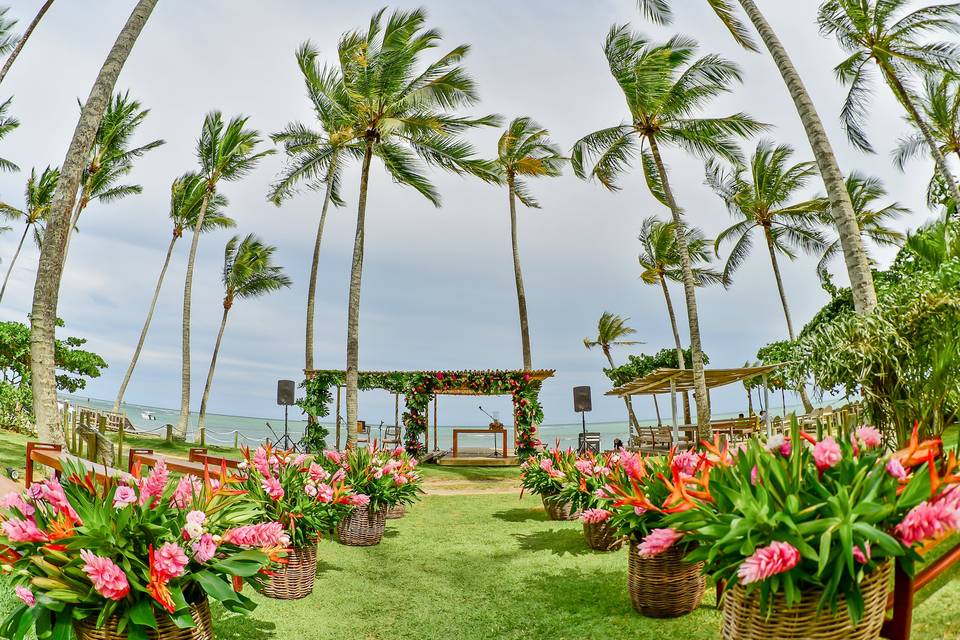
[293,454,308,467]
[595,487,610,500]
[737,541,800,585]
[324,450,342,465]
[316,483,334,503]
[14,585,34,607]
[331,468,346,483]
[186,510,206,527]
[139,459,169,504]
[853,541,872,565]
[574,459,593,475]
[252,447,271,476]
[349,493,370,507]
[304,483,318,498]
[80,550,130,600]
[538,458,554,473]
[2,518,48,543]
[895,492,960,546]
[38,477,79,521]
[392,446,405,457]
[886,458,908,480]
[621,453,644,481]
[580,508,611,524]
[780,440,792,457]
[392,473,408,486]
[856,426,882,450]
[633,506,647,517]
[112,486,137,509]
[813,437,842,471]
[637,528,682,558]
[750,465,760,486]
[26,484,43,501]
[308,463,330,483]
[672,451,699,477]
[224,522,286,548]
[262,476,285,501]
[154,542,189,579]
[171,476,201,509]
[191,534,217,563]
[1,492,34,518]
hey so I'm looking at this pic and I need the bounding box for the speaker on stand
[275,380,297,451]
[573,386,600,454]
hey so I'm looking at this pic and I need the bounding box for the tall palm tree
[0,96,19,172]
[112,173,233,412]
[818,0,960,209]
[197,234,291,431]
[818,172,907,276]
[573,29,763,437]
[638,0,878,314]
[583,312,643,433]
[269,41,359,379]
[175,112,273,440]
[29,0,158,444]
[493,117,564,370]
[708,141,828,342]
[638,217,723,424]
[0,1,55,86]
[62,91,164,262]
[0,166,58,303]
[334,8,500,446]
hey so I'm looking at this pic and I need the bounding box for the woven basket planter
[627,542,705,617]
[336,504,387,546]
[721,560,891,640]
[385,504,406,520]
[583,520,623,551]
[541,493,579,521]
[258,544,318,600]
[75,594,212,640]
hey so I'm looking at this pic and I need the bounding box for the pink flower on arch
[637,528,682,558]
[813,437,842,471]
[154,542,188,580]
[737,541,800,585]
[14,585,34,607]
[80,550,129,600]
[2,518,48,543]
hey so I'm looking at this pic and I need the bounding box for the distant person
[738,413,745,419]
[758,410,767,423]
[613,438,624,450]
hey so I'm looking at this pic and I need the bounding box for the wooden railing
[882,538,960,640]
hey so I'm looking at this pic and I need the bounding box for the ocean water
[60,393,807,451]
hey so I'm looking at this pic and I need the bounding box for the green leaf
[194,570,241,603]
[818,528,833,576]
[129,600,158,630]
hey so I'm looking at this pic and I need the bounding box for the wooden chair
[382,425,402,449]
[356,420,370,446]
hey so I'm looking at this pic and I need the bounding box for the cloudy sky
[0,0,944,426]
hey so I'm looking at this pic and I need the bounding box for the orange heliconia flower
[146,545,176,613]
[47,514,75,542]
[893,422,942,469]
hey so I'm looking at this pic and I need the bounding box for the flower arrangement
[557,450,618,515]
[237,444,354,548]
[670,421,960,624]
[0,458,281,639]
[519,447,577,498]
[317,445,423,511]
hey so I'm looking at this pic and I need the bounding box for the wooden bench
[25,442,127,488]
[127,449,230,479]
[188,448,241,470]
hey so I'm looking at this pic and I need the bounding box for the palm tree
[493,117,564,370]
[818,172,907,276]
[112,173,233,412]
[29,0,158,444]
[197,234,291,431]
[0,97,19,172]
[583,312,643,434]
[637,0,879,315]
[334,8,500,446]
[0,8,18,60]
[573,29,763,437]
[62,91,164,263]
[175,112,273,440]
[708,141,828,342]
[638,217,723,424]
[0,166,58,303]
[0,1,55,86]
[269,41,358,379]
[818,0,960,208]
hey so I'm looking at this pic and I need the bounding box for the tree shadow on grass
[492,507,547,523]
[210,604,277,639]
[315,558,340,577]
[513,528,593,557]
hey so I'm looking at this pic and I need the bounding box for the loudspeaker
[573,386,592,413]
[277,380,296,406]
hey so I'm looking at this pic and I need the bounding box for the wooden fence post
[84,433,97,462]
[234,431,239,450]
[165,424,173,443]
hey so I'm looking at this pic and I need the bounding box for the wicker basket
[583,520,623,551]
[627,542,705,617]
[336,504,387,546]
[75,594,212,640]
[721,560,891,640]
[258,544,318,600]
[385,504,406,520]
[541,493,579,521]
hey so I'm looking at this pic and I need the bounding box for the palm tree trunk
[198,305,229,431]
[29,0,157,445]
[652,394,662,426]
[508,177,532,370]
[657,273,692,424]
[0,223,29,304]
[345,137,375,448]
[113,232,177,412]
[60,196,84,267]
[602,347,639,435]
[736,0,877,314]
[883,65,960,212]
[0,0,55,86]
[763,227,814,413]
[746,386,754,415]
[305,156,338,376]
[648,135,711,438]
[176,186,214,440]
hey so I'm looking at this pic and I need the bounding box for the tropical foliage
[520,447,577,497]
[0,166,59,303]
[315,445,423,510]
